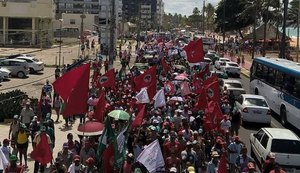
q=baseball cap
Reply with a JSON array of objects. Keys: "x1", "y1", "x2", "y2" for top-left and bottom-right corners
[
  {"x1": 13, "y1": 115, "x2": 18, "y2": 119},
  {"x1": 85, "y1": 157, "x2": 94, "y2": 165},
  {"x1": 187, "y1": 166, "x2": 195, "y2": 173},
  {"x1": 170, "y1": 167, "x2": 177, "y2": 173},
  {"x1": 269, "y1": 152, "x2": 276, "y2": 159},
  {"x1": 73, "y1": 155, "x2": 80, "y2": 161},
  {"x1": 211, "y1": 151, "x2": 220, "y2": 157}
]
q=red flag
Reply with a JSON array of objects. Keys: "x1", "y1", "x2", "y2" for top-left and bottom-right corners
[
  {"x1": 53, "y1": 63, "x2": 90, "y2": 102},
  {"x1": 161, "y1": 59, "x2": 169, "y2": 75},
  {"x1": 192, "y1": 78, "x2": 203, "y2": 94},
  {"x1": 218, "y1": 154, "x2": 228, "y2": 173},
  {"x1": 147, "y1": 81, "x2": 157, "y2": 100},
  {"x1": 180, "y1": 81, "x2": 191, "y2": 96},
  {"x1": 203, "y1": 74, "x2": 218, "y2": 87},
  {"x1": 183, "y1": 38, "x2": 204, "y2": 63},
  {"x1": 103, "y1": 143, "x2": 114, "y2": 173},
  {"x1": 92, "y1": 70, "x2": 100, "y2": 85},
  {"x1": 93, "y1": 92, "x2": 107, "y2": 122},
  {"x1": 97, "y1": 68, "x2": 115, "y2": 89},
  {"x1": 205, "y1": 80, "x2": 220, "y2": 102},
  {"x1": 62, "y1": 64, "x2": 90, "y2": 118},
  {"x1": 131, "y1": 105, "x2": 146, "y2": 128},
  {"x1": 133, "y1": 66, "x2": 157, "y2": 91},
  {"x1": 193, "y1": 64, "x2": 209, "y2": 80},
  {"x1": 164, "y1": 81, "x2": 175, "y2": 96},
  {"x1": 194, "y1": 93, "x2": 207, "y2": 111},
  {"x1": 205, "y1": 101, "x2": 223, "y2": 130},
  {"x1": 31, "y1": 133, "x2": 52, "y2": 164}
]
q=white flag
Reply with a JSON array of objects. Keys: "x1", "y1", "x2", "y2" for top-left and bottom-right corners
[
  {"x1": 135, "y1": 87, "x2": 150, "y2": 103},
  {"x1": 153, "y1": 89, "x2": 166, "y2": 108},
  {"x1": 137, "y1": 140, "x2": 165, "y2": 173}
]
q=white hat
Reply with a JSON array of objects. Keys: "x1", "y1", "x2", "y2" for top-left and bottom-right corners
[
  {"x1": 13, "y1": 115, "x2": 18, "y2": 119},
  {"x1": 170, "y1": 167, "x2": 177, "y2": 173},
  {"x1": 269, "y1": 152, "x2": 276, "y2": 159}
]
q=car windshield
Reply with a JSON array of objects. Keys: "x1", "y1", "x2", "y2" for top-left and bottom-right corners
[
  {"x1": 244, "y1": 98, "x2": 268, "y2": 107},
  {"x1": 220, "y1": 59, "x2": 230, "y2": 62},
  {"x1": 271, "y1": 139, "x2": 300, "y2": 154},
  {"x1": 32, "y1": 58, "x2": 39, "y2": 62},
  {"x1": 134, "y1": 65, "x2": 148, "y2": 71},
  {"x1": 228, "y1": 63, "x2": 239, "y2": 67},
  {"x1": 226, "y1": 82, "x2": 242, "y2": 88}
]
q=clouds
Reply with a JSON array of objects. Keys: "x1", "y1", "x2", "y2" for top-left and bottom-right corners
[{"x1": 163, "y1": 0, "x2": 219, "y2": 16}]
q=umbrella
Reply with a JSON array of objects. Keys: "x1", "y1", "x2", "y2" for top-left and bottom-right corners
[
  {"x1": 77, "y1": 121, "x2": 104, "y2": 136},
  {"x1": 108, "y1": 110, "x2": 130, "y2": 120},
  {"x1": 175, "y1": 74, "x2": 189, "y2": 81},
  {"x1": 169, "y1": 96, "x2": 185, "y2": 102}
]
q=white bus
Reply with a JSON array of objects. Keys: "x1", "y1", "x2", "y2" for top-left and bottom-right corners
[{"x1": 250, "y1": 57, "x2": 300, "y2": 128}]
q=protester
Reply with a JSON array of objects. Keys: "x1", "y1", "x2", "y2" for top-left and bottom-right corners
[
  {"x1": 1, "y1": 139, "x2": 11, "y2": 162},
  {"x1": 16, "y1": 124, "x2": 29, "y2": 168},
  {"x1": 5, "y1": 155, "x2": 23, "y2": 173},
  {"x1": 9, "y1": 115, "x2": 19, "y2": 141},
  {"x1": 262, "y1": 152, "x2": 276, "y2": 173},
  {"x1": 67, "y1": 155, "x2": 85, "y2": 173},
  {"x1": 206, "y1": 151, "x2": 220, "y2": 173},
  {"x1": 19, "y1": 102, "x2": 35, "y2": 128}
]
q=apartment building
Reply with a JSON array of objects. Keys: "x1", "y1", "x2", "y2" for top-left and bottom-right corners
[
  {"x1": 55, "y1": 0, "x2": 99, "y2": 14},
  {"x1": 0, "y1": 0, "x2": 55, "y2": 46}
]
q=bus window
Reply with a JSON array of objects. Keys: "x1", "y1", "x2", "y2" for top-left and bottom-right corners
[
  {"x1": 295, "y1": 77, "x2": 300, "y2": 99},
  {"x1": 284, "y1": 76, "x2": 295, "y2": 94},
  {"x1": 262, "y1": 65, "x2": 269, "y2": 81},
  {"x1": 251, "y1": 62, "x2": 257, "y2": 78},
  {"x1": 275, "y1": 71, "x2": 284, "y2": 89},
  {"x1": 256, "y1": 63, "x2": 263, "y2": 79},
  {"x1": 267, "y1": 67, "x2": 275, "y2": 85}
]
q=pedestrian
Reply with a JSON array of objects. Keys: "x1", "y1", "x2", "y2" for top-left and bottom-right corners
[
  {"x1": 9, "y1": 115, "x2": 19, "y2": 142},
  {"x1": 230, "y1": 108, "x2": 241, "y2": 136},
  {"x1": 67, "y1": 155, "x2": 85, "y2": 173},
  {"x1": 61, "y1": 64, "x2": 67, "y2": 75},
  {"x1": 220, "y1": 115, "x2": 231, "y2": 133},
  {"x1": 228, "y1": 136, "x2": 244, "y2": 173},
  {"x1": 269, "y1": 162, "x2": 286, "y2": 173},
  {"x1": 29, "y1": 116, "x2": 40, "y2": 148},
  {"x1": 43, "y1": 80, "x2": 53, "y2": 99},
  {"x1": 57, "y1": 143, "x2": 73, "y2": 169},
  {"x1": 262, "y1": 152, "x2": 276, "y2": 173},
  {"x1": 1, "y1": 139, "x2": 11, "y2": 162},
  {"x1": 181, "y1": 141, "x2": 197, "y2": 169},
  {"x1": 235, "y1": 147, "x2": 254, "y2": 172},
  {"x1": 54, "y1": 95, "x2": 61, "y2": 122},
  {"x1": 16, "y1": 124, "x2": 29, "y2": 168},
  {"x1": 79, "y1": 140, "x2": 95, "y2": 166},
  {"x1": 123, "y1": 153, "x2": 134, "y2": 173},
  {"x1": 33, "y1": 126, "x2": 52, "y2": 173},
  {"x1": 19, "y1": 102, "x2": 35, "y2": 128},
  {"x1": 83, "y1": 157, "x2": 97, "y2": 173},
  {"x1": 55, "y1": 66, "x2": 61, "y2": 79},
  {"x1": 5, "y1": 155, "x2": 23, "y2": 173},
  {"x1": 206, "y1": 151, "x2": 220, "y2": 173},
  {"x1": 49, "y1": 157, "x2": 68, "y2": 173}
]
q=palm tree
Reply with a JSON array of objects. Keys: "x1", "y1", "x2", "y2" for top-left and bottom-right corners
[{"x1": 205, "y1": 3, "x2": 215, "y2": 31}]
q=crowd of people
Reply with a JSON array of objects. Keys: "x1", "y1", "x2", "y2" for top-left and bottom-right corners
[{"x1": 0, "y1": 37, "x2": 287, "y2": 173}]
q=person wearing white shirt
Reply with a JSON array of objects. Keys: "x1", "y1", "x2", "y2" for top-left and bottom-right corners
[
  {"x1": 228, "y1": 136, "x2": 244, "y2": 173},
  {"x1": 220, "y1": 115, "x2": 231, "y2": 132},
  {"x1": 0, "y1": 139, "x2": 11, "y2": 162}
]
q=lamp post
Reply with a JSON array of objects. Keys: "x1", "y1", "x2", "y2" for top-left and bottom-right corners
[{"x1": 58, "y1": 19, "x2": 63, "y2": 67}]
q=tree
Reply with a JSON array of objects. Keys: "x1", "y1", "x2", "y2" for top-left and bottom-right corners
[
  {"x1": 188, "y1": 7, "x2": 202, "y2": 29},
  {"x1": 215, "y1": 0, "x2": 254, "y2": 38},
  {"x1": 205, "y1": 3, "x2": 215, "y2": 31},
  {"x1": 288, "y1": 0, "x2": 299, "y2": 28}
]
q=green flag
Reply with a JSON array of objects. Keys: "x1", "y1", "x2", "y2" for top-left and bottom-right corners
[
  {"x1": 97, "y1": 118, "x2": 115, "y2": 155},
  {"x1": 113, "y1": 126, "x2": 127, "y2": 168}
]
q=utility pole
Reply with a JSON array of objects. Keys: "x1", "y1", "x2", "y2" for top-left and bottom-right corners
[
  {"x1": 109, "y1": 0, "x2": 115, "y2": 69},
  {"x1": 222, "y1": 0, "x2": 226, "y2": 51},
  {"x1": 252, "y1": 1, "x2": 257, "y2": 59},
  {"x1": 279, "y1": 0, "x2": 288, "y2": 59},
  {"x1": 297, "y1": 0, "x2": 300, "y2": 61},
  {"x1": 80, "y1": 13, "x2": 86, "y2": 57},
  {"x1": 58, "y1": 19, "x2": 63, "y2": 67},
  {"x1": 202, "y1": 0, "x2": 205, "y2": 34},
  {"x1": 137, "y1": 3, "x2": 141, "y2": 49}
]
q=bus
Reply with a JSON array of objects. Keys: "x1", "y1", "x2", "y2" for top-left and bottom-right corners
[{"x1": 250, "y1": 57, "x2": 300, "y2": 128}]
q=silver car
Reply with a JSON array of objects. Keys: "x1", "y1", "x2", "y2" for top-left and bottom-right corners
[{"x1": 0, "y1": 59, "x2": 29, "y2": 78}]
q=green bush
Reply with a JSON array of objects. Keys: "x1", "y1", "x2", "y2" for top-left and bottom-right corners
[{"x1": 0, "y1": 90, "x2": 38, "y2": 122}]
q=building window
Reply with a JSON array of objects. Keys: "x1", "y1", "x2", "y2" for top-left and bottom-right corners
[{"x1": 70, "y1": 19, "x2": 76, "y2": 25}]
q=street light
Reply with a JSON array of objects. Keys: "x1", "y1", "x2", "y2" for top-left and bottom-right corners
[{"x1": 58, "y1": 18, "x2": 63, "y2": 67}]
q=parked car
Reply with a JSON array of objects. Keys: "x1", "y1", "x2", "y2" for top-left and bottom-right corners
[
  {"x1": 0, "y1": 59, "x2": 29, "y2": 78},
  {"x1": 221, "y1": 61, "x2": 241, "y2": 77},
  {"x1": 15, "y1": 56, "x2": 44, "y2": 73},
  {"x1": 210, "y1": 70, "x2": 228, "y2": 79},
  {"x1": 215, "y1": 57, "x2": 230, "y2": 69},
  {"x1": 130, "y1": 63, "x2": 149, "y2": 74},
  {"x1": 221, "y1": 79, "x2": 246, "y2": 99},
  {"x1": 235, "y1": 94, "x2": 271, "y2": 125},
  {"x1": 250, "y1": 128, "x2": 300, "y2": 172},
  {"x1": 0, "y1": 68, "x2": 11, "y2": 81}
]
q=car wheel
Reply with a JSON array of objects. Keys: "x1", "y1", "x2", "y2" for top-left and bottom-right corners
[
  {"x1": 17, "y1": 71, "x2": 25, "y2": 78},
  {"x1": 280, "y1": 106, "x2": 287, "y2": 126}
]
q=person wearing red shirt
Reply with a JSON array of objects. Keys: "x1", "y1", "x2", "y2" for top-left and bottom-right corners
[
  {"x1": 5, "y1": 155, "x2": 24, "y2": 173},
  {"x1": 163, "y1": 131, "x2": 181, "y2": 158},
  {"x1": 165, "y1": 151, "x2": 181, "y2": 173}
]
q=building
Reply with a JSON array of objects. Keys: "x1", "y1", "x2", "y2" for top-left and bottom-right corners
[
  {"x1": 122, "y1": 0, "x2": 164, "y2": 30},
  {"x1": 0, "y1": 0, "x2": 55, "y2": 46},
  {"x1": 98, "y1": 0, "x2": 122, "y2": 54},
  {"x1": 55, "y1": 0, "x2": 99, "y2": 15}
]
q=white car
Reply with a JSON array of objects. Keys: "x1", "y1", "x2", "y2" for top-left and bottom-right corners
[
  {"x1": 203, "y1": 58, "x2": 213, "y2": 71},
  {"x1": 15, "y1": 56, "x2": 44, "y2": 73},
  {"x1": 215, "y1": 58, "x2": 230, "y2": 69},
  {"x1": 0, "y1": 68, "x2": 11, "y2": 81},
  {"x1": 250, "y1": 128, "x2": 300, "y2": 172},
  {"x1": 221, "y1": 79, "x2": 246, "y2": 99},
  {"x1": 236, "y1": 94, "x2": 271, "y2": 125},
  {"x1": 0, "y1": 59, "x2": 29, "y2": 78},
  {"x1": 207, "y1": 50, "x2": 217, "y2": 55},
  {"x1": 221, "y1": 61, "x2": 241, "y2": 77}
]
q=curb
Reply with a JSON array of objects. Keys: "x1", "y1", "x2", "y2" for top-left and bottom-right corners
[{"x1": 240, "y1": 68, "x2": 250, "y2": 78}]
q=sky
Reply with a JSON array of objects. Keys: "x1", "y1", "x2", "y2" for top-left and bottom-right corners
[{"x1": 163, "y1": 0, "x2": 220, "y2": 16}]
